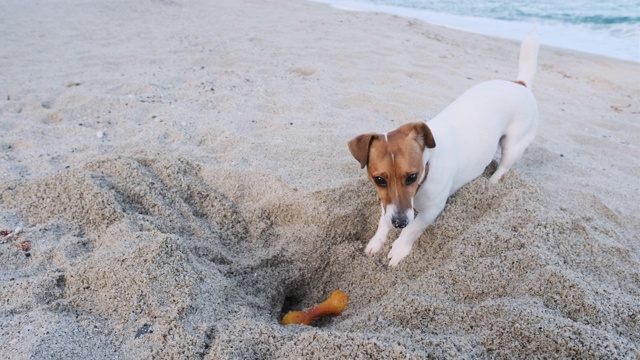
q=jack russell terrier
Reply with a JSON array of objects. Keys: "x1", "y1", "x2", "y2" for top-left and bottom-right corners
[{"x1": 348, "y1": 29, "x2": 540, "y2": 267}]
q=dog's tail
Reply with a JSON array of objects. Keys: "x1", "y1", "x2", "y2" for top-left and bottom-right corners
[{"x1": 516, "y1": 28, "x2": 540, "y2": 89}]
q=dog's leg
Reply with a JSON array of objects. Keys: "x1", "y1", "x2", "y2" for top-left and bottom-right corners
[
  {"x1": 488, "y1": 164, "x2": 511, "y2": 185},
  {"x1": 488, "y1": 130, "x2": 536, "y2": 185},
  {"x1": 387, "y1": 196, "x2": 446, "y2": 267},
  {"x1": 365, "y1": 208, "x2": 392, "y2": 255}
]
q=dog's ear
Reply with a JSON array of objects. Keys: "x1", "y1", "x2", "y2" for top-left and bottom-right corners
[
  {"x1": 348, "y1": 133, "x2": 377, "y2": 169},
  {"x1": 412, "y1": 122, "x2": 436, "y2": 149}
]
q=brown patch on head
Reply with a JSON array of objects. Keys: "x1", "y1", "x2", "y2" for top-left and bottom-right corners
[{"x1": 349, "y1": 122, "x2": 435, "y2": 216}]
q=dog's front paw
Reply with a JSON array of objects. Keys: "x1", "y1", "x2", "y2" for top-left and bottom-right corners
[
  {"x1": 365, "y1": 235, "x2": 386, "y2": 256},
  {"x1": 387, "y1": 240, "x2": 412, "y2": 267}
]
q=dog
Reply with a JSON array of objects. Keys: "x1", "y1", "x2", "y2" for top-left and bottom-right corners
[{"x1": 348, "y1": 29, "x2": 540, "y2": 267}]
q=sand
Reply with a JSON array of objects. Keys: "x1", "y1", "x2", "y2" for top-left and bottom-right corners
[{"x1": 1, "y1": 0, "x2": 639, "y2": 358}]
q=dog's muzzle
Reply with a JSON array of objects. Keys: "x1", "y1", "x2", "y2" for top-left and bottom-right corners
[{"x1": 391, "y1": 215, "x2": 409, "y2": 229}]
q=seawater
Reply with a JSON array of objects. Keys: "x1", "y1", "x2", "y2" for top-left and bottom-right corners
[{"x1": 312, "y1": 0, "x2": 640, "y2": 62}]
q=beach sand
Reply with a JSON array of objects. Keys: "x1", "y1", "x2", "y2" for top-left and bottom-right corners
[{"x1": 1, "y1": 0, "x2": 639, "y2": 358}]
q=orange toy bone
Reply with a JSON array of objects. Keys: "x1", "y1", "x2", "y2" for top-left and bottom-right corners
[{"x1": 281, "y1": 289, "x2": 349, "y2": 326}]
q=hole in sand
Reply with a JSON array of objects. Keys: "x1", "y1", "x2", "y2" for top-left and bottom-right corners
[
  {"x1": 279, "y1": 294, "x2": 302, "y2": 321},
  {"x1": 3, "y1": 149, "x2": 636, "y2": 357}
]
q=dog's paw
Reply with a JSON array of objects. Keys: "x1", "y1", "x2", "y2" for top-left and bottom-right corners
[
  {"x1": 483, "y1": 178, "x2": 490, "y2": 190},
  {"x1": 387, "y1": 240, "x2": 412, "y2": 267},
  {"x1": 365, "y1": 236, "x2": 385, "y2": 255}
]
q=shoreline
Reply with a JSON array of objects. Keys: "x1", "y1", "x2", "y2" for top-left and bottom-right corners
[{"x1": 311, "y1": 0, "x2": 640, "y2": 62}]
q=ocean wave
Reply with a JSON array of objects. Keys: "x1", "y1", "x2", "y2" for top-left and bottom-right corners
[{"x1": 312, "y1": 0, "x2": 640, "y2": 62}]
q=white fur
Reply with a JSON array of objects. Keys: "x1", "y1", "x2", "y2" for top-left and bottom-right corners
[{"x1": 368, "y1": 29, "x2": 540, "y2": 267}]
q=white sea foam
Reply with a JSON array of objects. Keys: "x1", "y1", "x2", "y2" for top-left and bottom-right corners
[{"x1": 312, "y1": 0, "x2": 640, "y2": 62}]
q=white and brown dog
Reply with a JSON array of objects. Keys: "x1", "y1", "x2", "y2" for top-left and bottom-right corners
[{"x1": 348, "y1": 30, "x2": 540, "y2": 267}]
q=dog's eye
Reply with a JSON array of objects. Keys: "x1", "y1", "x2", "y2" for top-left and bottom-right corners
[
  {"x1": 406, "y1": 173, "x2": 418, "y2": 185},
  {"x1": 373, "y1": 176, "x2": 387, "y2": 187}
]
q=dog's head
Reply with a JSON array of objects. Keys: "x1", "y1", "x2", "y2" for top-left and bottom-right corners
[{"x1": 348, "y1": 122, "x2": 436, "y2": 228}]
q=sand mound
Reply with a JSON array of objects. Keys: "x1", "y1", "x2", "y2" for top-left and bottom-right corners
[{"x1": 1, "y1": 154, "x2": 637, "y2": 358}]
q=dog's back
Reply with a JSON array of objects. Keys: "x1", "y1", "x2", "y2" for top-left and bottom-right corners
[
  {"x1": 427, "y1": 79, "x2": 538, "y2": 194},
  {"x1": 425, "y1": 29, "x2": 540, "y2": 193}
]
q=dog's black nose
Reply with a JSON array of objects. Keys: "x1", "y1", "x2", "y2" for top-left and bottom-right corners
[{"x1": 392, "y1": 216, "x2": 408, "y2": 229}]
